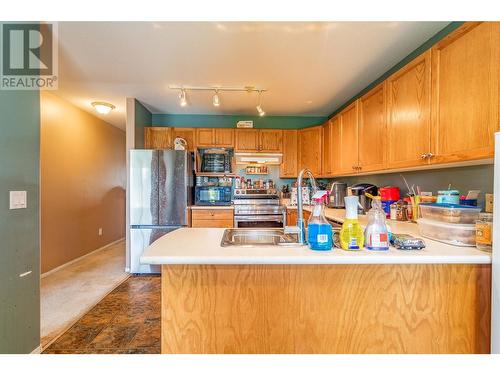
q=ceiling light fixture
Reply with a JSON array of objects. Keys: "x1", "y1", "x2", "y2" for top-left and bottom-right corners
[
  {"x1": 256, "y1": 91, "x2": 265, "y2": 117},
  {"x1": 91, "y1": 101, "x2": 115, "y2": 115},
  {"x1": 179, "y1": 89, "x2": 188, "y2": 107},
  {"x1": 212, "y1": 89, "x2": 220, "y2": 107}
]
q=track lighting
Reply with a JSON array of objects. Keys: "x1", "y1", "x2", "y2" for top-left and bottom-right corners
[
  {"x1": 212, "y1": 90, "x2": 220, "y2": 107},
  {"x1": 179, "y1": 89, "x2": 187, "y2": 107},
  {"x1": 170, "y1": 85, "x2": 268, "y2": 113},
  {"x1": 256, "y1": 91, "x2": 265, "y2": 116}
]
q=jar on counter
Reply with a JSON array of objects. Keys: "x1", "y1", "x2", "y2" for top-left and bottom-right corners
[
  {"x1": 390, "y1": 202, "x2": 398, "y2": 220},
  {"x1": 475, "y1": 213, "x2": 493, "y2": 252}
]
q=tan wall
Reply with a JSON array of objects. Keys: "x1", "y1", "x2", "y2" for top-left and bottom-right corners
[{"x1": 40, "y1": 92, "x2": 126, "y2": 274}]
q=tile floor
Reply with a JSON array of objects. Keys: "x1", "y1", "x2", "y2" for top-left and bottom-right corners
[
  {"x1": 41, "y1": 240, "x2": 128, "y2": 349},
  {"x1": 42, "y1": 276, "x2": 161, "y2": 354}
]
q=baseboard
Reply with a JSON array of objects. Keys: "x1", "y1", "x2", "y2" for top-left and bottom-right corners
[
  {"x1": 41, "y1": 238, "x2": 125, "y2": 278},
  {"x1": 31, "y1": 345, "x2": 41, "y2": 354}
]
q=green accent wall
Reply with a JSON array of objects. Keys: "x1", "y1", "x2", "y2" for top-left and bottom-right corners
[
  {"x1": 0, "y1": 89, "x2": 40, "y2": 353},
  {"x1": 134, "y1": 100, "x2": 152, "y2": 148},
  {"x1": 151, "y1": 114, "x2": 327, "y2": 129},
  {"x1": 328, "y1": 22, "x2": 465, "y2": 118}
]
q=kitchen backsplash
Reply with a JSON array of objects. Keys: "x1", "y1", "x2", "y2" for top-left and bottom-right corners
[{"x1": 236, "y1": 164, "x2": 494, "y2": 208}]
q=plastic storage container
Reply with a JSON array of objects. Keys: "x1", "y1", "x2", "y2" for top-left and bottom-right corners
[
  {"x1": 419, "y1": 203, "x2": 481, "y2": 224},
  {"x1": 417, "y1": 218, "x2": 476, "y2": 246}
]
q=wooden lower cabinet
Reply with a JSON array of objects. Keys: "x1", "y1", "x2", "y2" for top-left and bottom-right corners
[
  {"x1": 286, "y1": 208, "x2": 310, "y2": 226},
  {"x1": 161, "y1": 263, "x2": 491, "y2": 353},
  {"x1": 191, "y1": 209, "x2": 234, "y2": 228}
]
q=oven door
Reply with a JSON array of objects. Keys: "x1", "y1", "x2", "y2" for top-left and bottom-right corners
[{"x1": 234, "y1": 214, "x2": 285, "y2": 228}]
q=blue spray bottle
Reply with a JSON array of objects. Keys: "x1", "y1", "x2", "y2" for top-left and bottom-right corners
[{"x1": 307, "y1": 191, "x2": 333, "y2": 251}]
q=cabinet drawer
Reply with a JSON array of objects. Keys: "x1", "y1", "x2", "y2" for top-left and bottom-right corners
[
  {"x1": 191, "y1": 219, "x2": 234, "y2": 228},
  {"x1": 191, "y1": 209, "x2": 234, "y2": 221}
]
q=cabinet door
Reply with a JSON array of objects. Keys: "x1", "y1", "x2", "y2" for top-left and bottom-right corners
[
  {"x1": 144, "y1": 127, "x2": 172, "y2": 149},
  {"x1": 330, "y1": 116, "x2": 341, "y2": 175},
  {"x1": 358, "y1": 83, "x2": 387, "y2": 172},
  {"x1": 298, "y1": 126, "x2": 322, "y2": 176},
  {"x1": 259, "y1": 129, "x2": 283, "y2": 152},
  {"x1": 286, "y1": 208, "x2": 298, "y2": 226},
  {"x1": 430, "y1": 22, "x2": 500, "y2": 164},
  {"x1": 235, "y1": 129, "x2": 260, "y2": 152},
  {"x1": 321, "y1": 120, "x2": 333, "y2": 177},
  {"x1": 280, "y1": 130, "x2": 298, "y2": 177},
  {"x1": 172, "y1": 128, "x2": 196, "y2": 151},
  {"x1": 214, "y1": 128, "x2": 235, "y2": 147},
  {"x1": 337, "y1": 102, "x2": 359, "y2": 175},
  {"x1": 387, "y1": 51, "x2": 431, "y2": 169},
  {"x1": 196, "y1": 128, "x2": 215, "y2": 147}
]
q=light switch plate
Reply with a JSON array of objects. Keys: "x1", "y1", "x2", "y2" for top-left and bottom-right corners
[{"x1": 9, "y1": 191, "x2": 27, "y2": 209}]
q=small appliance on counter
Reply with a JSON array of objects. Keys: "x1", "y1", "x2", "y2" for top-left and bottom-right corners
[
  {"x1": 327, "y1": 182, "x2": 347, "y2": 208},
  {"x1": 349, "y1": 183, "x2": 378, "y2": 214}
]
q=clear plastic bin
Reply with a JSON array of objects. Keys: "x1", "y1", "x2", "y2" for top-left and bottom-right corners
[
  {"x1": 419, "y1": 203, "x2": 481, "y2": 224},
  {"x1": 417, "y1": 218, "x2": 476, "y2": 247}
]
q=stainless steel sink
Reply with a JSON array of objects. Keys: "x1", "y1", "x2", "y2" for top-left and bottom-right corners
[{"x1": 220, "y1": 228, "x2": 301, "y2": 247}]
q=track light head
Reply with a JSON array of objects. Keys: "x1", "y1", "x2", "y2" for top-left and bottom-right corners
[
  {"x1": 179, "y1": 89, "x2": 187, "y2": 107},
  {"x1": 212, "y1": 90, "x2": 220, "y2": 107},
  {"x1": 256, "y1": 91, "x2": 265, "y2": 116}
]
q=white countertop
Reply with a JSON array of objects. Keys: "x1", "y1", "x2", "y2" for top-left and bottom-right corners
[{"x1": 141, "y1": 213, "x2": 492, "y2": 265}]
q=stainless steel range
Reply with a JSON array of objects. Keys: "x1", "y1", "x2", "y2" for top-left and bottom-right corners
[{"x1": 233, "y1": 188, "x2": 286, "y2": 228}]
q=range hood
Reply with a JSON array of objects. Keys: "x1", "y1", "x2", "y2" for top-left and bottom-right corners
[{"x1": 234, "y1": 152, "x2": 283, "y2": 165}]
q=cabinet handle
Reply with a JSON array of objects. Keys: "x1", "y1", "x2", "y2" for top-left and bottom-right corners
[
  {"x1": 427, "y1": 152, "x2": 435, "y2": 158},
  {"x1": 421, "y1": 153, "x2": 428, "y2": 159}
]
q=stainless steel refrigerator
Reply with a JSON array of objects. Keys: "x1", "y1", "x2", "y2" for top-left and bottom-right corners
[{"x1": 129, "y1": 149, "x2": 193, "y2": 274}]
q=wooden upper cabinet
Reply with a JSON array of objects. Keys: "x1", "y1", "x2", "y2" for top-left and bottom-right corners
[
  {"x1": 337, "y1": 102, "x2": 359, "y2": 175},
  {"x1": 196, "y1": 128, "x2": 215, "y2": 147},
  {"x1": 235, "y1": 129, "x2": 260, "y2": 152},
  {"x1": 144, "y1": 127, "x2": 172, "y2": 149},
  {"x1": 386, "y1": 50, "x2": 432, "y2": 169},
  {"x1": 259, "y1": 129, "x2": 283, "y2": 152},
  {"x1": 280, "y1": 130, "x2": 298, "y2": 177},
  {"x1": 321, "y1": 120, "x2": 333, "y2": 177},
  {"x1": 329, "y1": 116, "x2": 341, "y2": 175},
  {"x1": 430, "y1": 22, "x2": 499, "y2": 164},
  {"x1": 214, "y1": 128, "x2": 235, "y2": 147},
  {"x1": 172, "y1": 128, "x2": 196, "y2": 151},
  {"x1": 358, "y1": 83, "x2": 387, "y2": 172},
  {"x1": 298, "y1": 126, "x2": 322, "y2": 176}
]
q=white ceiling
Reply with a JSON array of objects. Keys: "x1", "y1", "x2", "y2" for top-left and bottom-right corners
[{"x1": 55, "y1": 21, "x2": 449, "y2": 129}]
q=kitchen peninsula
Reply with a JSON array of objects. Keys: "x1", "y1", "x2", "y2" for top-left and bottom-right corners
[{"x1": 141, "y1": 209, "x2": 492, "y2": 354}]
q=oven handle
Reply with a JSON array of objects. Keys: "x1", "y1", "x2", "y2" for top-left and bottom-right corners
[{"x1": 234, "y1": 215, "x2": 285, "y2": 221}]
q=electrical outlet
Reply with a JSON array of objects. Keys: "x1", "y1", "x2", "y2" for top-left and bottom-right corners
[{"x1": 98, "y1": 228, "x2": 103, "y2": 236}]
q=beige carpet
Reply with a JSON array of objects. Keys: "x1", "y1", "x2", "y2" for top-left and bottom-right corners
[{"x1": 40, "y1": 240, "x2": 129, "y2": 349}]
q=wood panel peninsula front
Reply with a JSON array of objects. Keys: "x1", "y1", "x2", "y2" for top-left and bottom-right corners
[{"x1": 141, "y1": 213, "x2": 492, "y2": 354}]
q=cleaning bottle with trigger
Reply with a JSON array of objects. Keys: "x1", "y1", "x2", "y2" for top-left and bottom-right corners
[
  {"x1": 364, "y1": 194, "x2": 389, "y2": 251},
  {"x1": 340, "y1": 195, "x2": 364, "y2": 250},
  {"x1": 307, "y1": 191, "x2": 333, "y2": 251}
]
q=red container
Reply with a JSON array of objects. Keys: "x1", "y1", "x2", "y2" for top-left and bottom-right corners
[{"x1": 380, "y1": 186, "x2": 400, "y2": 201}]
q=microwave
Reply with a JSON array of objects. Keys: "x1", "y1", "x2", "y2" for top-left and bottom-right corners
[
  {"x1": 198, "y1": 148, "x2": 233, "y2": 174},
  {"x1": 195, "y1": 186, "x2": 232, "y2": 206}
]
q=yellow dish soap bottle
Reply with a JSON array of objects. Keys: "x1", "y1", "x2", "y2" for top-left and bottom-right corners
[{"x1": 340, "y1": 195, "x2": 364, "y2": 250}]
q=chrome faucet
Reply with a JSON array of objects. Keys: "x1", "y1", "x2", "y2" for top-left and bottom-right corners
[{"x1": 296, "y1": 168, "x2": 317, "y2": 244}]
